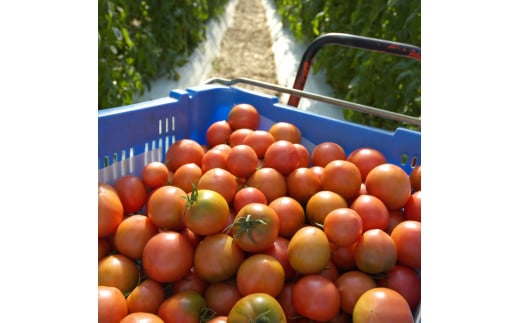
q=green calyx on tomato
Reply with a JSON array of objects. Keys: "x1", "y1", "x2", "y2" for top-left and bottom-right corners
[
  {"x1": 182, "y1": 181, "x2": 200, "y2": 211},
  {"x1": 199, "y1": 307, "x2": 218, "y2": 322},
  {"x1": 224, "y1": 213, "x2": 267, "y2": 245}
]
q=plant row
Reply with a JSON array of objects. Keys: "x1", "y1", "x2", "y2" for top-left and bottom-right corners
[{"x1": 98, "y1": 0, "x2": 230, "y2": 109}]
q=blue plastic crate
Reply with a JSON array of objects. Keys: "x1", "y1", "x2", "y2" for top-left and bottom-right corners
[
  {"x1": 98, "y1": 83, "x2": 421, "y2": 322},
  {"x1": 99, "y1": 84, "x2": 420, "y2": 185}
]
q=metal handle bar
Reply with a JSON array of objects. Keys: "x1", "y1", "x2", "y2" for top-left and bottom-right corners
[
  {"x1": 204, "y1": 77, "x2": 421, "y2": 127},
  {"x1": 288, "y1": 32, "x2": 421, "y2": 108}
]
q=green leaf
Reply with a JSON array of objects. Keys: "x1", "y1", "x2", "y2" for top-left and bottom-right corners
[
  {"x1": 111, "y1": 26, "x2": 122, "y2": 41},
  {"x1": 396, "y1": 70, "x2": 412, "y2": 83},
  {"x1": 121, "y1": 27, "x2": 134, "y2": 48}
]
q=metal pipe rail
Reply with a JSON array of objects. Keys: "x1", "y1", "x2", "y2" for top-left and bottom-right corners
[{"x1": 204, "y1": 77, "x2": 421, "y2": 128}]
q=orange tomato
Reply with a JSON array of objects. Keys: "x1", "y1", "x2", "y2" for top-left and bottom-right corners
[
  {"x1": 353, "y1": 287, "x2": 414, "y2": 323},
  {"x1": 227, "y1": 103, "x2": 260, "y2": 131},
  {"x1": 98, "y1": 183, "x2": 124, "y2": 238},
  {"x1": 311, "y1": 142, "x2": 346, "y2": 167},
  {"x1": 98, "y1": 285, "x2": 128, "y2": 323},
  {"x1": 164, "y1": 139, "x2": 205, "y2": 173}
]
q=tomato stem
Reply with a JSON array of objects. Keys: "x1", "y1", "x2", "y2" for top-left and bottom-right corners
[
  {"x1": 223, "y1": 213, "x2": 267, "y2": 245},
  {"x1": 199, "y1": 306, "x2": 217, "y2": 323},
  {"x1": 182, "y1": 180, "x2": 199, "y2": 214}
]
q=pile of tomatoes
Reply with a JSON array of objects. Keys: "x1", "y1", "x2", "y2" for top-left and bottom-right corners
[{"x1": 98, "y1": 103, "x2": 422, "y2": 323}]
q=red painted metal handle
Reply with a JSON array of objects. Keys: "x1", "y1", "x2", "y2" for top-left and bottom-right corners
[{"x1": 287, "y1": 33, "x2": 421, "y2": 108}]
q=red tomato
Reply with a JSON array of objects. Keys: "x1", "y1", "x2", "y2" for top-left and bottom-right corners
[
  {"x1": 311, "y1": 141, "x2": 346, "y2": 167},
  {"x1": 171, "y1": 163, "x2": 202, "y2": 194},
  {"x1": 126, "y1": 278, "x2": 166, "y2": 314},
  {"x1": 330, "y1": 242, "x2": 357, "y2": 272},
  {"x1": 114, "y1": 175, "x2": 148, "y2": 214},
  {"x1": 179, "y1": 227, "x2": 202, "y2": 249},
  {"x1": 98, "y1": 237, "x2": 111, "y2": 261},
  {"x1": 232, "y1": 186, "x2": 267, "y2": 214},
  {"x1": 365, "y1": 163, "x2": 411, "y2": 210},
  {"x1": 346, "y1": 147, "x2": 387, "y2": 181},
  {"x1": 229, "y1": 128, "x2": 254, "y2": 147},
  {"x1": 201, "y1": 146, "x2": 231, "y2": 174},
  {"x1": 291, "y1": 274, "x2": 341, "y2": 322},
  {"x1": 276, "y1": 283, "x2": 299, "y2": 323},
  {"x1": 211, "y1": 143, "x2": 232, "y2": 154},
  {"x1": 171, "y1": 266, "x2": 209, "y2": 295},
  {"x1": 227, "y1": 203, "x2": 280, "y2": 253},
  {"x1": 263, "y1": 236, "x2": 297, "y2": 281},
  {"x1": 193, "y1": 233, "x2": 245, "y2": 283},
  {"x1": 335, "y1": 270, "x2": 377, "y2": 315},
  {"x1": 183, "y1": 189, "x2": 230, "y2": 236},
  {"x1": 141, "y1": 231, "x2": 194, "y2": 283},
  {"x1": 305, "y1": 190, "x2": 348, "y2": 226},
  {"x1": 98, "y1": 285, "x2": 128, "y2": 323},
  {"x1": 294, "y1": 143, "x2": 311, "y2": 168},
  {"x1": 288, "y1": 226, "x2": 331, "y2": 275},
  {"x1": 352, "y1": 287, "x2": 414, "y2": 323},
  {"x1": 409, "y1": 164, "x2": 421, "y2": 192},
  {"x1": 386, "y1": 209, "x2": 406, "y2": 235},
  {"x1": 403, "y1": 190, "x2": 421, "y2": 222},
  {"x1": 226, "y1": 144, "x2": 259, "y2": 178},
  {"x1": 285, "y1": 167, "x2": 321, "y2": 205},
  {"x1": 268, "y1": 121, "x2": 302, "y2": 143},
  {"x1": 157, "y1": 290, "x2": 208, "y2": 323},
  {"x1": 120, "y1": 312, "x2": 164, "y2": 323},
  {"x1": 243, "y1": 129, "x2": 275, "y2": 158},
  {"x1": 320, "y1": 160, "x2": 362, "y2": 202},
  {"x1": 263, "y1": 140, "x2": 300, "y2": 175},
  {"x1": 98, "y1": 183, "x2": 124, "y2": 238},
  {"x1": 227, "y1": 293, "x2": 287, "y2": 323},
  {"x1": 377, "y1": 264, "x2": 421, "y2": 312},
  {"x1": 328, "y1": 311, "x2": 353, "y2": 323},
  {"x1": 141, "y1": 161, "x2": 169, "y2": 189},
  {"x1": 390, "y1": 220, "x2": 421, "y2": 269},
  {"x1": 354, "y1": 229, "x2": 397, "y2": 274},
  {"x1": 146, "y1": 185, "x2": 186, "y2": 230},
  {"x1": 310, "y1": 165, "x2": 324, "y2": 181},
  {"x1": 236, "y1": 253, "x2": 285, "y2": 297},
  {"x1": 247, "y1": 167, "x2": 287, "y2": 203},
  {"x1": 268, "y1": 196, "x2": 305, "y2": 239},
  {"x1": 227, "y1": 103, "x2": 260, "y2": 131},
  {"x1": 113, "y1": 214, "x2": 159, "y2": 260},
  {"x1": 319, "y1": 260, "x2": 340, "y2": 282},
  {"x1": 98, "y1": 254, "x2": 140, "y2": 294},
  {"x1": 164, "y1": 139, "x2": 205, "y2": 173},
  {"x1": 323, "y1": 207, "x2": 363, "y2": 246},
  {"x1": 350, "y1": 194, "x2": 390, "y2": 232},
  {"x1": 206, "y1": 120, "x2": 232, "y2": 147},
  {"x1": 204, "y1": 280, "x2": 243, "y2": 316},
  {"x1": 197, "y1": 167, "x2": 238, "y2": 205}
]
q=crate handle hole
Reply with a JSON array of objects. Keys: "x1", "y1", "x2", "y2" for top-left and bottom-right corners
[
  {"x1": 410, "y1": 156, "x2": 418, "y2": 167},
  {"x1": 400, "y1": 153, "x2": 408, "y2": 166}
]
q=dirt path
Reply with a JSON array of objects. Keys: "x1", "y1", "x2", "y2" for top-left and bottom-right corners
[{"x1": 207, "y1": 0, "x2": 280, "y2": 97}]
